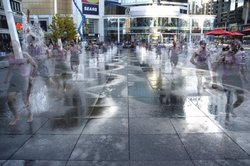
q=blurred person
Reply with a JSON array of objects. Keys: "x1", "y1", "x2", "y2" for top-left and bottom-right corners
[
  {"x1": 156, "y1": 43, "x2": 162, "y2": 59},
  {"x1": 168, "y1": 41, "x2": 181, "y2": 73},
  {"x1": 69, "y1": 41, "x2": 80, "y2": 73},
  {"x1": 236, "y1": 47, "x2": 248, "y2": 83},
  {"x1": 27, "y1": 36, "x2": 50, "y2": 100},
  {"x1": 4, "y1": 41, "x2": 38, "y2": 125},
  {"x1": 212, "y1": 42, "x2": 247, "y2": 124},
  {"x1": 190, "y1": 40, "x2": 211, "y2": 94},
  {"x1": 52, "y1": 41, "x2": 70, "y2": 92}
]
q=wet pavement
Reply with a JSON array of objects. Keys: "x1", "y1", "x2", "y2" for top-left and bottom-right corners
[{"x1": 1, "y1": 47, "x2": 250, "y2": 165}]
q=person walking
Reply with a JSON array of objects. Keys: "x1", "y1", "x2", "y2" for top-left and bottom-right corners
[
  {"x1": 190, "y1": 40, "x2": 211, "y2": 94},
  {"x1": 168, "y1": 41, "x2": 180, "y2": 73},
  {"x1": 69, "y1": 41, "x2": 80, "y2": 73},
  {"x1": 212, "y1": 41, "x2": 247, "y2": 124}
]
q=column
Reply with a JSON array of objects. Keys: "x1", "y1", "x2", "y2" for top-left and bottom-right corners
[
  {"x1": 189, "y1": 16, "x2": 192, "y2": 44},
  {"x1": 118, "y1": 18, "x2": 120, "y2": 43},
  {"x1": 3, "y1": 0, "x2": 23, "y2": 59},
  {"x1": 98, "y1": 0, "x2": 104, "y2": 42},
  {"x1": 54, "y1": 0, "x2": 57, "y2": 15},
  {"x1": 200, "y1": 18, "x2": 204, "y2": 40}
]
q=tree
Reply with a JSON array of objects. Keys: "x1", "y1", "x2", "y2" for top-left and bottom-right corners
[{"x1": 49, "y1": 14, "x2": 77, "y2": 43}]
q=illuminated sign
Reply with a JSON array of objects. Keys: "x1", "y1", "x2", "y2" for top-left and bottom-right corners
[
  {"x1": 82, "y1": 0, "x2": 99, "y2": 4},
  {"x1": 82, "y1": 0, "x2": 99, "y2": 15}
]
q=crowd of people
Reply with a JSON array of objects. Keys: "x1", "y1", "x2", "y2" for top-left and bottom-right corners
[
  {"x1": 4, "y1": 38, "x2": 82, "y2": 125},
  {"x1": 3, "y1": 36, "x2": 250, "y2": 125},
  {"x1": 136, "y1": 38, "x2": 249, "y2": 124}
]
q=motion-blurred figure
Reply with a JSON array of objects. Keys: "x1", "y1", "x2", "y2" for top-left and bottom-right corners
[
  {"x1": 4, "y1": 41, "x2": 37, "y2": 125},
  {"x1": 190, "y1": 40, "x2": 211, "y2": 94}
]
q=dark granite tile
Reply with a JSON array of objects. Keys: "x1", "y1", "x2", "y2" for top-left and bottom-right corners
[
  {"x1": 227, "y1": 132, "x2": 250, "y2": 155},
  {"x1": 94, "y1": 97, "x2": 128, "y2": 107},
  {"x1": 128, "y1": 82, "x2": 156, "y2": 98},
  {"x1": 0, "y1": 160, "x2": 5, "y2": 165},
  {"x1": 193, "y1": 159, "x2": 250, "y2": 166},
  {"x1": 127, "y1": 75, "x2": 148, "y2": 82},
  {"x1": 161, "y1": 104, "x2": 206, "y2": 117},
  {"x1": 0, "y1": 135, "x2": 31, "y2": 159},
  {"x1": 82, "y1": 118, "x2": 128, "y2": 134},
  {"x1": 12, "y1": 135, "x2": 78, "y2": 160},
  {"x1": 100, "y1": 84, "x2": 128, "y2": 98},
  {"x1": 66, "y1": 161, "x2": 129, "y2": 166},
  {"x1": 0, "y1": 118, "x2": 47, "y2": 134},
  {"x1": 38, "y1": 107, "x2": 93, "y2": 118},
  {"x1": 130, "y1": 118, "x2": 176, "y2": 134},
  {"x1": 127, "y1": 70, "x2": 144, "y2": 75},
  {"x1": 187, "y1": 95, "x2": 227, "y2": 117},
  {"x1": 129, "y1": 106, "x2": 165, "y2": 118},
  {"x1": 180, "y1": 133, "x2": 249, "y2": 160},
  {"x1": 130, "y1": 161, "x2": 194, "y2": 166},
  {"x1": 171, "y1": 117, "x2": 222, "y2": 133},
  {"x1": 130, "y1": 134, "x2": 189, "y2": 161},
  {"x1": 90, "y1": 106, "x2": 128, "y2": 118},
  {"x1": 2, "y1": 160, "x2": 66, "y2": 166},
  {"x1": 69, "y1": 135, "x2": 128, "y2": 161},
  {"x1": 129, "y1": 97, "x2": 161, "y2": 108},
  {"x1": 37, "y1": 118, "x2": 87, "y2": 134},
  {"x1": 212, "y1": 116, "x2": 250, "y2": 133}
]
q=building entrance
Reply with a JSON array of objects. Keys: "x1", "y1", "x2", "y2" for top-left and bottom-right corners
[{"x1": 148, "y1": 32, "x2": 163, "y2": 44}]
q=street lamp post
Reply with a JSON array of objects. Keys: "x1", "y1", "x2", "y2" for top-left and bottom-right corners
[{"x1": 3, "y1": 0, "x2": 23, "y2": 59}]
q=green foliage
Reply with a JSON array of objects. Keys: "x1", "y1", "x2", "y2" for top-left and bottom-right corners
[{"x1": 49, "y1": 14, "x2": 77, "y2": 43}]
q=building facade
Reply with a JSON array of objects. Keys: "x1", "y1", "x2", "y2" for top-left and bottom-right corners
[
  {"x1": 22, "y1": 0, "x2": 105, "y2": 42},
  {"x1": 104, "y1": 0, "x2": 215, "y2": 43},
  {"x1": 20, "y1": 0, "x2": 216, "y2": 44},
  {"x1": 22, "y1": 0, "x2": 72, "y2": 32},
  {"x1": 213, "y1": 0, "x2": 250, "y2": 31}
]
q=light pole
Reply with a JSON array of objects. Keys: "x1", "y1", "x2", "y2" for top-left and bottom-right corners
[
  {"x1": 54, "y1": 0, "x2": 57, "y2": 15},
  {"x1": 3, "y1": 0, "x2": 23, "y2": 59},
  {"x1": 245, "y1": 1, "x2": 249, "y2": 25}
]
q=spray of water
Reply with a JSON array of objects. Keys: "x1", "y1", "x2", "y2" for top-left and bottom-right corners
[{"x1": 21, "y1": 14, "x2": 45, "y2": 53}]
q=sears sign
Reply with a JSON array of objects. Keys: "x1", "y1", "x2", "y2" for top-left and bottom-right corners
[{"x1": 82, "y1": 0, "x2": 99, "y2": 15}]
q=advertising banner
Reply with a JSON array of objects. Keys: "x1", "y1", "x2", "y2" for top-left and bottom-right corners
[{"x1": 82, "y1": 0, "x2": 99, "y2": 15}]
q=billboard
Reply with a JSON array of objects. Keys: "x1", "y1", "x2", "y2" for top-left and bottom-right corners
[
  {"x1": 160, "y1": 0, "x2": 188, "y2": 3},
  {"x1": 82, "y1": 0, "x2": 99, "y2": 15}
]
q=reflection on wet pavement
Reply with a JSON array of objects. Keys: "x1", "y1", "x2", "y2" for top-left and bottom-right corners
[{"x1": 1, "y1": 47, "x2": 250, "y2": 165}]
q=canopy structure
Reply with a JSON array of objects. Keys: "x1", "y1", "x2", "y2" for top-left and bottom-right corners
[
  {"x1": 226, "y1": 32, "x2": 245, "y2": 36},
  {"x1": 204, "y1": 28, "x2": 231, "y2": 36},
  {"x1": 241, "y1": 28, "x2": 250, "y2": 33}
]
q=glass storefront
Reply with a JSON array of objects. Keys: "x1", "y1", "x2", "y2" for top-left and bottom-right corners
[
  {"x1": 104, "y1": 17, "x2": 131, "y2": 42},
  {"x1": 104, "y1": 16, "x2": 215, "y2": 43},
  {"x1": 83, "y1": 18, "x2": 99, "y2": 41}
]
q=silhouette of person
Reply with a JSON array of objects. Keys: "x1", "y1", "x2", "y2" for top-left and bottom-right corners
[
  {"x1": 212, "y1": 41, "x2": 247, "y2": 124},
  {"x1": 190, "y1": 40, "x2": 211, "y2": 94},
  {"x1": 4, "y1": 41, "x2": 38, "y2": 125},
  {"x1": 168, "y1": 41, "x2": 180, "y2": 73},
  {"x1": 53, "y1": 41, "x2": 70, "y2": 92},
  {"x1": 69, "y1": 41, "x2": 80, "y2": 73},
  {"x1": 27, "y1": 36, "x2": 50, "y2": 100}
]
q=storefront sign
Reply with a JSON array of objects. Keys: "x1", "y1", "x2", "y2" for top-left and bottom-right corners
[{"x1": 82, "y1": 0, "x2": 99, "y2": 15}]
